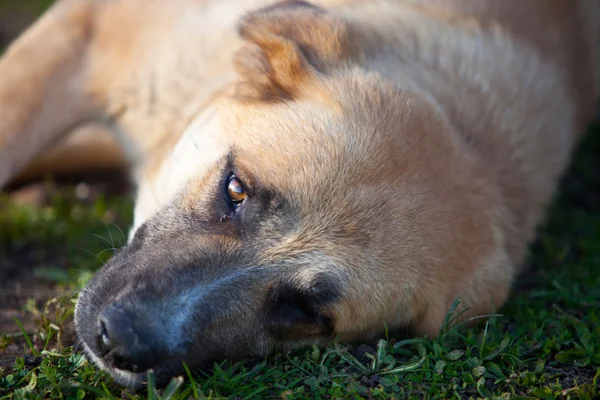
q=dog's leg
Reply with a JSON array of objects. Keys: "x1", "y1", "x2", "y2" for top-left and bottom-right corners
[
  {"x1": 9, "y1": 125, "x2": 126, "y2": 186},
  {"x1": 0, "y1": 0, "x2": 99, "y2": 188}
]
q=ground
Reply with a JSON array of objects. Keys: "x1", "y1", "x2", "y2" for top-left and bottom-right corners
[{"x1": 0, "y1": 2, "x2": 599, "y2": 399}]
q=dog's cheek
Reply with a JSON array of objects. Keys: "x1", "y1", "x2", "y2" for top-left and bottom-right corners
[{"x1": 411, "y1": 246, "x2": 514, "y2": 338}]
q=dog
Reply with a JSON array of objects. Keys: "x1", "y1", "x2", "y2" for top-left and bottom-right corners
[{"x1": 0, "y1": 0, "x2": 598, "y2": 388}]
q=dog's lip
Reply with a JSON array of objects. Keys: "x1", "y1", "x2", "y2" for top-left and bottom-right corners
[
  {"x1": 79, "y1": 332, "x2": 184, "y2": 389},
  {"x1": 110, "y1": 369, "x2": 149, "y2": 389},
  {"x1": 105, "y1": 360, "x2": 186, "y2": 389},
  {"x1": 102, "y1": 350, "x2": 186, "y2": 385}
]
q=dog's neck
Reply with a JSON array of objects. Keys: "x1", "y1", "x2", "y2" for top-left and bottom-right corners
[{"x1": 341, "y1": 1, "x2": 580, "y2": 263}]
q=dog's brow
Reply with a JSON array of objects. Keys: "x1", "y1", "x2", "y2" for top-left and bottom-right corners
[
  {"x1": 227, "y1": 150, "x2": 261, "y2": 192},
  {"x1": 226, "y1": 152, "x2": 237, "y2": 170}
]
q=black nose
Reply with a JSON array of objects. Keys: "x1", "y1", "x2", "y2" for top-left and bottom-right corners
[{"x1": 97, "y1": 304, "x2": 156, "y2": 372}]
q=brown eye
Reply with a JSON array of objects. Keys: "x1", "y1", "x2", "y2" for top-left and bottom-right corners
[{"x1": 227, "y1": 175, "x2": 247, "y2": 205}]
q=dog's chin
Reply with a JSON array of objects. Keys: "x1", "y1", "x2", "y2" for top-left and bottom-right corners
[
  {"x1": 104, "y1": 368, "x2": 151, "y2": 391},
  {"x1": 78, "y1": 338, "x2": 183, "y2": 390}
]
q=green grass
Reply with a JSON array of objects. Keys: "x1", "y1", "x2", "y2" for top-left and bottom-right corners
[
  {"x1": 0, "y1": 127, "x2": 599, "y2": 399},
  {"x1": 0, "y1": 0, "x2": 54, "y2": 14}
]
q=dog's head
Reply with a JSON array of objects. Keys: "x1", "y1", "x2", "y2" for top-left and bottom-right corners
[{"x1": 75, "y1": 1, "x2": 511, "y2": 388}]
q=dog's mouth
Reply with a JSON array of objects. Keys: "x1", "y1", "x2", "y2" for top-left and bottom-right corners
[
  {"x1": 74, "y1": 288, "x2": 230, "y2": 389},
  {"x1": 78, "y1": 335, "x2": 152, "y2": 389},
  {"x1": 73, "y1": 277, "x2": 205, "y2": 388},
  {"x1": 78, "y1": 327, "x2": 193, "y2": 389}
]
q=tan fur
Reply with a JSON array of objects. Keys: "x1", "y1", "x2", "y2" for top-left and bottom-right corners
[
  {"x1": 0, "y1": 0, "x2": 598, "y2": 386},
  {"x1": 12, "y1": 125, "x2": 125, "y2": 184}
]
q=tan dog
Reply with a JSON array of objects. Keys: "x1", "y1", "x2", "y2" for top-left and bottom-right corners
[{"x1": 1, "y1": 0, "x2": 598, "y2": 388}]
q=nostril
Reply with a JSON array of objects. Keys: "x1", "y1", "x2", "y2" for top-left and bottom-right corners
[
  {"x1": 97, "y1": 317, "x2": 112, "y2": 355},
  {"x1": 96, "y1": 305, "x2": 156, "y2": 372},
  {"x1": 97, "y1": 305, "x2": 131, "y2": 352}
]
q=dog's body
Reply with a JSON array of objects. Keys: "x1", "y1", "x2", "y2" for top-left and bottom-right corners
[{"x1": 1, "y1": 0, "x2": 598, "y2": 387}]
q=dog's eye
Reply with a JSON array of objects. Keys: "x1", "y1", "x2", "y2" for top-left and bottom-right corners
[{"x1": 227, "y1": 175, "x2": 247, "y2": 205}]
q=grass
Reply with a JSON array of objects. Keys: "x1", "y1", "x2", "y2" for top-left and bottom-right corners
[
  {"x1": 0, "y1": 126, "x2": 598, "y2": 399},
  {"x1": 0, "y1": 0, "x2": 54, "y2": 14}
]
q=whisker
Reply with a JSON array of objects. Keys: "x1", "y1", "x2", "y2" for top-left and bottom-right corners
[
  {"x1": 93, "y1": 248, "x2": 117, "y2": 262},
  {"x1": 77, "y1": 247, "x2": 103, "y2": 259},
  {"x1": 103, "y1": 221, "x2": 116, "y2": 249},
  {"x1": 82, "y1": 232, "x2": 116, "y2": 249},
  {"x1": 104, "y1": 220, "x2": 127, "y2": 243}
]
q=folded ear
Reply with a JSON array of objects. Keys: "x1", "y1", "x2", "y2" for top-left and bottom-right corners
[
  {"x1": 0, "y1": 0, "x2": 98, "y2": 188},
  {"x1": 234, "y1": 0, "x2": 355, "y2": 101}
]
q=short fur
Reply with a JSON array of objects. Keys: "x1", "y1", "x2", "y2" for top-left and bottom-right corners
[{"x1": 0, "y1": 0, "x2": 598, "y2": 388}]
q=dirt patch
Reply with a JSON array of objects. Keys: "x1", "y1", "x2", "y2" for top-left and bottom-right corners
[{"x1": 0, "y1": 176, "x2": 130, "y2": 361}]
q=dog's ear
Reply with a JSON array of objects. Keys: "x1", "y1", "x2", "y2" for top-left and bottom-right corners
[{"x1": 234, "y1": 1, "x2": 355, "y2": 101}]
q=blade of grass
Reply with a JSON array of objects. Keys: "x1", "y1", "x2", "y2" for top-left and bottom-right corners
[
  {"x1": 147, "y1": 370, "x2": 157, "y2": 400},
  {"x1": 161, "y1": 376, "x2": 183, "y2": 400},
  {"x1": 182, "y1": 362, "x2": 200, "y2": 399},
  {"x1": 12, "y1": 317, "x2": 39, "y2": 356}
]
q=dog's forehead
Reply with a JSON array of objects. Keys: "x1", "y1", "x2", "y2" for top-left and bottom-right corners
[{"x1": 225, "y1": 90, "x2": 423, "y2": 190}]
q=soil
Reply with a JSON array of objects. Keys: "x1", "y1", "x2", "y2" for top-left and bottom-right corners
[{"x1": 0, "y1": 175, "x2": 130, "y2": 360}]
